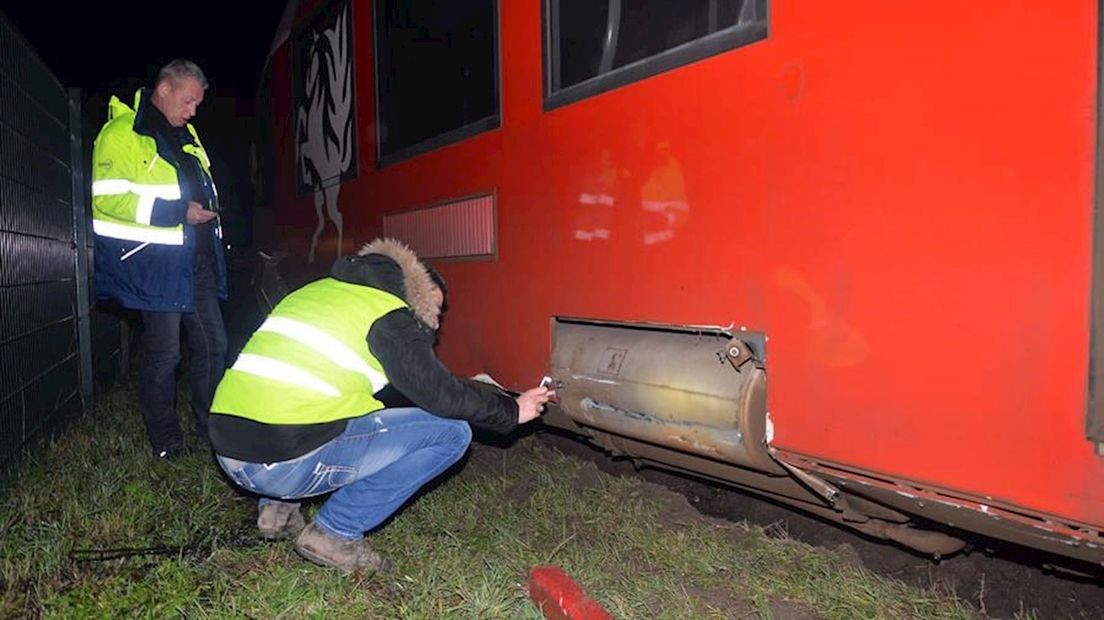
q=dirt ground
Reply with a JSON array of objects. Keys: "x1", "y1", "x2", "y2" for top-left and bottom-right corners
[{"x1": 535, "y1": 431, "x2": 1104, "y2": 620}]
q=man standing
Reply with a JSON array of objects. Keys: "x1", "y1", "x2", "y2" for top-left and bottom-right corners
[
  {"x1": 209, "y1": 239, "x2": 551, "y2": 574},
  {"x1": 91, "y1": 59, "x2": 227, "y2": 460}
]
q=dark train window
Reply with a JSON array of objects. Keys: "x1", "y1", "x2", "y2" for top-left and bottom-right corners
[
  {"x1": 544, "y1": 0, "x2": 768, "y2": 109},
  {"x1": 374, "y1": 0, "x2": 499, "y2": 166}
]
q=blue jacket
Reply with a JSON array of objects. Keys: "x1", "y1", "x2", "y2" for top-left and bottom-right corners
[{"x1": 90, "y1": 89, "x2": 227, "y2": 311}]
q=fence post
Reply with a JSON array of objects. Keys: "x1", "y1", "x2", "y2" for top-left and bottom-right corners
[{"x1": 70, "y1": 87, "x2": 94, "y2": 416}]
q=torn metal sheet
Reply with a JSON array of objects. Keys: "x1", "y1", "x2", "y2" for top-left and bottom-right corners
[{"x1": 550, "y1": 318, "x2": 781, "y2": 474}]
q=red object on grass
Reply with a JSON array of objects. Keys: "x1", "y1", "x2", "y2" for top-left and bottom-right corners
[{"x1": 528, "y1": 565, "x2": 612, "y2": 620}]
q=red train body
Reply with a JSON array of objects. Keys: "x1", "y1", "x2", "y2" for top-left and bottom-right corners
[{"x1": 255, "y1": 0, "x2": 1104, "y2": 566}]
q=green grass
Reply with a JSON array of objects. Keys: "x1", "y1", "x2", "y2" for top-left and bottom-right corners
[{"x1": 0, "y1": 380, "x2": 979, "y2": 619}]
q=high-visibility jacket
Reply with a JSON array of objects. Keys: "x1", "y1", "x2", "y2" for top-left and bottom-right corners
[
  {"x1": 211, "y1": 278, "x2": 408, "y2": 425},
  {"x1": 91, "y1": 89, "x2": 226, "y2": 311}
]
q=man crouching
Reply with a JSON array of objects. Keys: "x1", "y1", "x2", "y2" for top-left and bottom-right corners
[{"x1": 208, "y1": 238, "x2": 550, "y2": 574}]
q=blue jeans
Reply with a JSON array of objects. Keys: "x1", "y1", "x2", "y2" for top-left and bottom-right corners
[
  {"x1": 217, "y1": 408, "x2": 472, "y2": 540},
  {"x1": 139, "y1": 254, "x2": 227, "y2": 453}
]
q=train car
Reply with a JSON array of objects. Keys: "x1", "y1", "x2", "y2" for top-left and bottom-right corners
[{"x1": 250, "y1": 0, "x2": 1104, "y2": 568}]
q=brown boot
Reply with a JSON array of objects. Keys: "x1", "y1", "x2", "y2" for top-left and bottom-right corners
[
  {"x1": 257, "y1": 501, "x2": 306, "y2": 540},
  {"x1": 295, "y1": 522, "x2": 389, "y2": 574}
]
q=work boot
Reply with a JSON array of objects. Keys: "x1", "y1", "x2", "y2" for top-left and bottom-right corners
[
  {"x1": 295, "y1": 522, "x2": 389, "y2": 574},
  {"x1": 257, "y1": 501, "x2": 306, "y2": 540}
]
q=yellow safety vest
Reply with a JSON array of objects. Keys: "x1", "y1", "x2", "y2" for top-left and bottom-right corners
[{"x1": 211, "y1": 278, "x2": 407, "y2": 425}]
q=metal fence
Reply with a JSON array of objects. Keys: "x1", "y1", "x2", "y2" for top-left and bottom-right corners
[{"x1": 0, "y1": 11, "x2": 123, "y2": 477}]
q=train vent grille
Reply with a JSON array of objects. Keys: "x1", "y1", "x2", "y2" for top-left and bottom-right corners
[{"x1": 382, "y1": 193, "x2": 495, "y2": 260}]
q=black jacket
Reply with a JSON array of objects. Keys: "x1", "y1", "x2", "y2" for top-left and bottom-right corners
[{"x1": 209, "y1": 240, "x2": 518, "y2": 462}]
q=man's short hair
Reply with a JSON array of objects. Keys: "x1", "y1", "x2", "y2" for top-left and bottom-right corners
[{"x1": 156, "y1": 59, "x2": 209, "y2": 90}]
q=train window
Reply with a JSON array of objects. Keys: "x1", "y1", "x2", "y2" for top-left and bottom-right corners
[
  {"x1": 374, "y1": 0, "x2": 500, "y2": 166},
  {"x1": 543, "y1": 0, "x2": 768, "y2": 109}
]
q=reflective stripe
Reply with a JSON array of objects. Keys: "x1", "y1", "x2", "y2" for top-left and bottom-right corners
[
  {"x1": 257, "y1": 316, "x2": 390, "y2": 391},
  {"x1": 136, "y1": 194, "x2": 157, "y2": 225},
  {"x1": 92, "y1": 219, "x2": 184, "y2": 245},
  {"x1": 231, "y1": 353, "x2": 340, "y2": 397},
  {"x1": 92, "y1": 180, "x2": 181, "y2": 225},
  {"x1": 91, "y1": 179, "x2": 133, "y2": 196},
  {"x1": 120, "y1": 242, "x2": 150, "y2": 261},
  {"x1": 92, "y1": 179, "x2": 180, "y2": 198}
]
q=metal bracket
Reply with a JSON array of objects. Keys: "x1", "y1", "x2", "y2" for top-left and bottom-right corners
[{"x1": 720, "y1": 335, "x2": 766, "y2": 371}]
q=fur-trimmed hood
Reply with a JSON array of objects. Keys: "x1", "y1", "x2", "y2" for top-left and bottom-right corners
[{"x1": 330, "y1": 238, "x2": 442, "y2": 329}]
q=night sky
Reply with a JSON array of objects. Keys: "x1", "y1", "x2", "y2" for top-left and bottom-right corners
[
  {"x1": 3, "y1": 3, "x2": 285, "y2": 96},
  {"x1": 3, "y1": 2, "x2": 289, "y2": 247}
]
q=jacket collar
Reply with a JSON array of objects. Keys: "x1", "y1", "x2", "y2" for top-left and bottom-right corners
[
  {"x1": 125, "y1": 88, "x2": 192, "y2": 167},
  {"x1": 133, "y1": 89, "x2": 167, "y2": 137},
  {"x1": 107, "y1": 92, "x2": 134, "y2": 121}
]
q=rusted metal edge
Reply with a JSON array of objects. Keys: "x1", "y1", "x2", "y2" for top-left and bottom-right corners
[{"x1": 774, "y1": 450, "x2": 1104, "y2": 565}]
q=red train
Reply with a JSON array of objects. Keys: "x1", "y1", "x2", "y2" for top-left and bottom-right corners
[{"x1": 252, "y1": 0, "x2": 1104, "y2": 567}]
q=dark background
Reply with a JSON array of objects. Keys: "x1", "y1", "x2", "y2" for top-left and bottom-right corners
[{"x1": 2, "y1": 2, "x2": 287, "y2": 247}]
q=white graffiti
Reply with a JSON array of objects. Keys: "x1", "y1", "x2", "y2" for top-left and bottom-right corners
[{"x1": 296, "y1": 4, "x2": 354, "y2": 263}]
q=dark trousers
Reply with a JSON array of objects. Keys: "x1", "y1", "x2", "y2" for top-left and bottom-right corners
[{"x1": 138, "y1": 257, "x2": 226, "y2": 453}]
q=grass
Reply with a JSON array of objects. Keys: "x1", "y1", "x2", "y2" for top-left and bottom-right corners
[{"x1": 0, "y1": 379, "x2": 980, "y2": 619}]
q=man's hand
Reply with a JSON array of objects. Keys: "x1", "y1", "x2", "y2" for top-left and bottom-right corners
[
  {"x1": 516, "y1": 386, "x2": 552, "y2": 424},
  {"x1": 186, "y1": 201, "x2": 217, "y2": 224}
]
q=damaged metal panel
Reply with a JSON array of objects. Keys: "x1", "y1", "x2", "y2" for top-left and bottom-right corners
[
  {"x1": 545, "y1": 318, "x2": 975, "y2": 558},
  {"x1": 549, "y1": 318, "x2": 782, "y2": 474}
]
